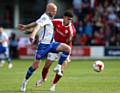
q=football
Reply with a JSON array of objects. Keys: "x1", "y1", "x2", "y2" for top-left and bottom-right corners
[{"x1": 93, "y1": 60, "x2": 104, "y2": 72}]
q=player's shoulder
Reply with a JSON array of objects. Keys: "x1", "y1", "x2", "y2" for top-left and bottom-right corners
[
  {"x1": 36, "y1": 13, "x2": 50, "y2": 24},
  {"x1": 40, "y1": 13, "x2": 49, "y2": 20},
  {"x1": 52, "y1": 19, "x2": 63, "y2": 22}
]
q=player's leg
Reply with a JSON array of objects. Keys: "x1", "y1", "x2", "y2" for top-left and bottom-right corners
[
  {"x1": 50, "y1": 56, "x2": 70, "y2": 91},
  {"x1": 20, "y1": 59, "x2": 40, "y2": 92},
  {"x1": 20, "y1": 51, "x2": 41, "y2": 92},
  {"x1": 20, "y1": 49, "x2": 41, "y2": 91},
  {"x1": 0, "y1": 46, "x2": 7, "y2": 67},
  {"x1": 36, "y1": 59, "x2": 52, "y2": 87},
  {"x1": 20, "y1": 43, "x2": 51, "y2": 92},
  {"x1": 0, "y1": 54, "x2": 5, "y2": 67},
  {"x1": 36, "y1": 53, "x2": 57, "y2": 87},
  {"x1": 42, "y1": 60, "x2": 52, "y2": 80},
  {"x1": 4, "y1": 47, "x2": 13, "y2": 69},
  {"x1": 52, "y1": 42, "x2": 71, "y2": 76},
  {"x1": 56, "y1": 43, "x2": 71, "y2": 65}
]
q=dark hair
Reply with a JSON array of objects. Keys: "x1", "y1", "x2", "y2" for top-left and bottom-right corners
[{"x1": 64, "y1": 11, "x2": 73, "y2": 18}]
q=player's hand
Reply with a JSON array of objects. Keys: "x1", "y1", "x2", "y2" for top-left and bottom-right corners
[
  {"x1": 17, "y1": 24, "x2": 26, "y2": 31},
  {"x1": 29, "y1": 37, "x2": 34, "y2": 43}
]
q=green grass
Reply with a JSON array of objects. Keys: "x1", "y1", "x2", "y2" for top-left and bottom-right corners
[{"x1": 0, "y1": 59, "x2": 120, "y2": 93}]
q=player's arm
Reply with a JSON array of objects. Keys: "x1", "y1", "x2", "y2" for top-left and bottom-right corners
[
  {"x1": 29, "y1": 14, "x2": 48, "y2": 42},
  {"x1": 52, "y1": 19, "x2": 61, "y2": 27},
  {"x1": 18, "y1": 22, "x2": 37, "y2": 32},
  {"x1": 66, "y1": 24, "x2": 76, "y2": 44},
  {"x1": 29, "y1": 24, "x2": 41, "y2": 43}
]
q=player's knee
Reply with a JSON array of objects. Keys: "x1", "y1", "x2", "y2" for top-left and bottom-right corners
[
  {"x1": 32, "y1": 61, "x2": 40, "y2": 69},
  {"x1": 61, "y1": 70, "x2": 64, "y2": 76},
  {"x1": 61, "y1": 65, "x2": 65, "y2": 71},
  {"x1": 44, "y1": 62, "x2": 52, "y2": 69},
  {"x1": 62, "y1": 61, "x2": 67, "y2": 70},
  {"x1": 67, "y1": 45, "x2": 71, "y2": 53},
  {"x1": 66, "y1": 44, "x2": 71, "y2": 53},
  {"x1": 62, "y1": 43, "x2": 71, "y2": 53},
  {"x1": 44, "y1": 60, "x2": 52, "y2": 69}
]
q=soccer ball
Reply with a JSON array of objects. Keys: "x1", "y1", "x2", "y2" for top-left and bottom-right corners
[{"x1": 92, "y1": 60, "x2": 104, "y2": 72}]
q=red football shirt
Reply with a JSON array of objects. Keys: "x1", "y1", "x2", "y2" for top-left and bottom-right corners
[{"x1": 52, "y1": 19, "x2": 76, "y2": 48}]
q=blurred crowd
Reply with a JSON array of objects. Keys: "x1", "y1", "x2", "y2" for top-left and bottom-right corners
[
  {"x1": 1, "y1": 0, "x2": 120, "y2": 47},
  {"x1": 6, "y1": 0, "x2": 120, "y2": 58},
  {"x1": 73, "y1": 0, "x2": 120, "y2": 46},
  {"x1": 8, "y1": 32, "x2": 39, "y2": 58}
]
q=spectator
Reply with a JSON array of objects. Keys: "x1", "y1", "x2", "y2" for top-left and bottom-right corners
[{"x1": 9, "y1": 32, "x2": 18, "y2": 58}]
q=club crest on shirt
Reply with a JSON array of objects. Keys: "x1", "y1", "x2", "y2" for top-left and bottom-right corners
[
  {"x1": 57, "y1": 25, "x2": 60, "y2": 28},
  {"x1": 41, "y1": 17, "x2": 46, "y2": 21},
  {"x1": 65, "y1": 30, "x2": 68, "y2": 34}
]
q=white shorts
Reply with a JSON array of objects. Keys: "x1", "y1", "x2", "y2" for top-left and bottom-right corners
[
  {"x1": 47, "y1": 52, "x2": 70, "y2": 62},
  {"x1": 0, "y1": 47, "x2": 9, "y2": 59}
]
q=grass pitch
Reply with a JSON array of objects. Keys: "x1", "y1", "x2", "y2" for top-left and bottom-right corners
[{"x1": 0, "y1": 59, "x2": 120, "y2": 93}]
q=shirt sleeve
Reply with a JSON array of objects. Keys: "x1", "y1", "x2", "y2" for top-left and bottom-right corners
[
  {"x1": 68, "y1": 24, "x2": 76, "y2": 48},
  {"x1": 36, "y1": 14, "x2": 49, "y2": 27},
  {"x1": 52, "y1": 19, "x2": 62, "y2": 27},
  {"x1": 69, "y1": 24, "x2": 76, "y2": 41},
  {"x1": 72, "y1": 24, "x2": 76, "y2": 38}
]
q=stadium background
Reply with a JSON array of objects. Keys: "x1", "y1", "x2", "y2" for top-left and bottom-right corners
[
  {"x1": 0, "y1": 0, "x2": 120, "y2": 93},
  {"x1": 0, "y1": 0, "x2": 120, "y2": 59}
]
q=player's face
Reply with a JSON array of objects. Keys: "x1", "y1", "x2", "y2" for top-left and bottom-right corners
[
  {"x1": 46, "y1": 3, "x2": 57, "y2": 18},
  {"x1": 48, "y1": 7, "x2": 57, "y2": 18},
  {"x1": 63, "y1": 16, "x2": 72, "y2": 25},
  {"x1": 49, "y1": 11, "x2": 57, "y2": 18}
]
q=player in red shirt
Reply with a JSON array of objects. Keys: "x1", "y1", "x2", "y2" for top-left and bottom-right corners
[
  {"x1": 35, "y1": 11, "x2": 76, "y2": 91},
  {"x1": 18, "y1": 10, "x2": 76, "y2": 91}
]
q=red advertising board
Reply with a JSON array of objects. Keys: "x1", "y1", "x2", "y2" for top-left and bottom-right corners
[
  {"x1": 19, "y1": 46, "x2": 90, "y2": 59},
  {"x1": 71, "y1": 46, "x2": 90, "y2": 57}
]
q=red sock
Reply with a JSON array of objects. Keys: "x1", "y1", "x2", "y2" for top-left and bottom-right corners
[
  {"x1": 42, "y1": 67, "x2": 49, "y2": 80},
  {"x1": 53, "y1": 71, "x2": 63, "y2": 84}
]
